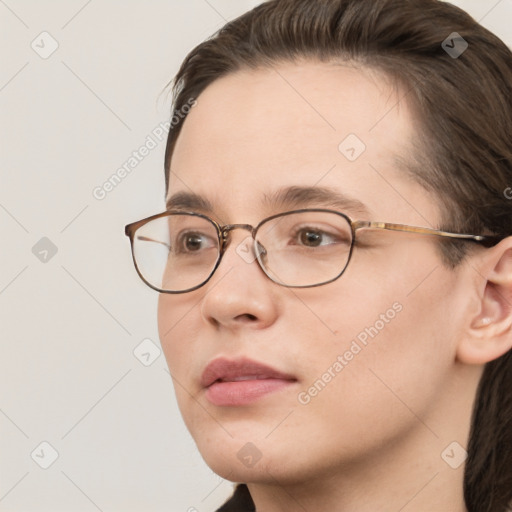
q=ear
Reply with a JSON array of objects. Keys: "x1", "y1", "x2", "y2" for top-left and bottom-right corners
[{"x1": 457, "y1": 237, "x2": 512, "y2": 365}]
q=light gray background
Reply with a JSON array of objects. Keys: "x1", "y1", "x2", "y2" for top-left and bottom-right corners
[{"x1": 1, "y1": 1, "x2": 510, "y2": 511}]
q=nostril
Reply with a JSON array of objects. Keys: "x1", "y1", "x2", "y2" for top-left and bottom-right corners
[{"x1": 235, "y1": 313, "x2": 258, "y2": 322}]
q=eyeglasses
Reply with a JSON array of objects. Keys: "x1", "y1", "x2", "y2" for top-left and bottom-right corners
[{"x1": 124, "y1": 209, "x2": 500, "y2": 294}]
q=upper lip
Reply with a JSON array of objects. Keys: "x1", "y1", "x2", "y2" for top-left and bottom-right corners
[{"x1": 200, "y1": 357, "x2": 297, "y2": 388}]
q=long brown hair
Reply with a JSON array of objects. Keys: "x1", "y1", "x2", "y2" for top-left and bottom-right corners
[{"x1": 164, "y1": 1, "x2": 512, "y2": 510}]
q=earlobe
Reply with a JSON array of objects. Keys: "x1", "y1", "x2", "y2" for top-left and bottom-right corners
[{"x1": 456, "y1": 241, "x2": 512, "y2": 365}]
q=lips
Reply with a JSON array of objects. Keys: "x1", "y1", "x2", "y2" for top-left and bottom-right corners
[
  {"x1": 201, "y1": 357, "x2": 295, "y2": 387},
  {"x1": 201, "y1": 357, "x2": 297, "y2": 406}
]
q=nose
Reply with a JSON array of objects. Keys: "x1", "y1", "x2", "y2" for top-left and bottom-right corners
[{"x1": 200, "y1": 228, "x2": 280, "y2": 331}]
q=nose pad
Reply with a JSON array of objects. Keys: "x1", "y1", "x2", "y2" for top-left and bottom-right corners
[
  {"x1": 234, "y1": 236, "x2": 262, "y2": 264},
  {"x1": 256, "y1": 241, "x2": 267, "y2": 262},
  {"x1": 219, "y1": 225, "x2": 266, "y2": 268}
]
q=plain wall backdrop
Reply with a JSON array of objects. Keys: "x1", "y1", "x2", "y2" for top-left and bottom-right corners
[{"x1": 1, "y1": 1, "x2": 511, "y2": 511}]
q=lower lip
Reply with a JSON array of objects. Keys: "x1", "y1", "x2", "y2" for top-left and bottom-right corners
[{"x1": 205, "y1": 379, "x2": 295, "y2": 406}]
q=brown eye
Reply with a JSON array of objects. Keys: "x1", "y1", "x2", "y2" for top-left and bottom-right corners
[
  {"x1": 293, "y1": 226, "x2": 345, "y2": 247},
  {"x1": 299, "y1": 230, "x2": 323, "y2": 247},
  {"x1": 183, "y1": 233, "x2": 204, "y2": 251},
  {"x1": 175, "y1": 231, "x2": 215, "y2": 253}
]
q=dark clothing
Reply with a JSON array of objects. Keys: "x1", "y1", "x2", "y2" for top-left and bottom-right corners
[{"x1": 216, "y1": 484, "x2": 255, "y2": 511}]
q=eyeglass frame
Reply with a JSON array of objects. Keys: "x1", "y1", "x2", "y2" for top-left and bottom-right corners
[{"x1": 124, "y1": 208, "x2": 502, "y2": 294}]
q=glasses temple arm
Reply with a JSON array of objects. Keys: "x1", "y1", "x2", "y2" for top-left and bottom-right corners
[{"x1": 352, "y1": 220, "x2": 501, "y2": 245}]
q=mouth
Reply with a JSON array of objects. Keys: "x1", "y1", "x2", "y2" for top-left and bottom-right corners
[{"x1": 201, "y1": 357, "x2": 297, "y2": 406}]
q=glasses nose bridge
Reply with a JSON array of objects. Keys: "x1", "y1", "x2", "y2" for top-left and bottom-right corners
[{"x1": 220, "y1": 223, "x2": 256, "y2": 242}]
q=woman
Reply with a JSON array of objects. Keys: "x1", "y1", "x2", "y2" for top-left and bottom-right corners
[{"x1": 125, "y1": 0, "x2": 512, "y2": 510}]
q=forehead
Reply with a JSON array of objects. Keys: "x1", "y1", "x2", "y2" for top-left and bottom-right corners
[{"x1": 168, "y1": 61, "x2": 437, "y2": 225}]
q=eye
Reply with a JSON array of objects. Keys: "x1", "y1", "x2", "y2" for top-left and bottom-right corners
[
  {"x1": 293, "y1": 227, "x2": 343, "y2": 247},
  {"x1": 299, "y1": 229, "x2": 324, "y2": 247},
  {"x1": 176, "y1": 231, "x2": 216, "y2": 253}
]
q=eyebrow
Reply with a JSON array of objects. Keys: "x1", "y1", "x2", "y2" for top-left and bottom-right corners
[
  {"x1": 166, "y1": 191, "x2": 214, "y2": 212},
  {"x1": 166, "y1": 186, "x2": 371, "y2": 218},
  {"x1": 262, "y1": 186, "x2": 371, "y2": 217}
]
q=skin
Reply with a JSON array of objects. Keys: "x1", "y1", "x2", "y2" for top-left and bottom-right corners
[{"x1": 157, "y1": 61, "x2": 512, "y2": 511}]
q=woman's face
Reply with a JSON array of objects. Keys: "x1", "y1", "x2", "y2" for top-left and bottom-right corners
[{"x1": 158, "y1": 62, "x2": 468, "y2": 484}]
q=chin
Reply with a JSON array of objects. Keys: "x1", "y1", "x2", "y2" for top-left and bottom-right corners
[{"x1": 193, "y1": 431, "x2": 314, "y2": 486}]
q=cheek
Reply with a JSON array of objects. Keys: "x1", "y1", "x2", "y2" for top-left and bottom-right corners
[
  {"x1": 295, "y1": 253, "x2": 457, "y2": 440},
  {"x1": 157, "y1": 293, "x2": 213, "y2": 436},
  {"x1": 157, "y1": 293, "x2": 201, "y2": 386}
]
